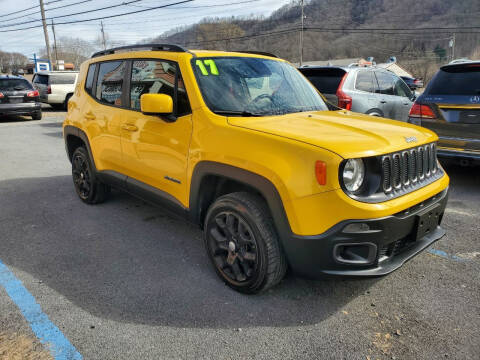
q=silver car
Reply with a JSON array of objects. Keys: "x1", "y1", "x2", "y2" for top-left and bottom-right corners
[{"x1": 298, "y1": 66, "x2": 415, "y2": 121}]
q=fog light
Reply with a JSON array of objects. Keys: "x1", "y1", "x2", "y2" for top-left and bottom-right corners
[
  {"x1": 342, "y1": 223, "x2": 370, "y2": 233},
  {"x1": 333, "y1": 242, "x2": 377, "y2": 265}
]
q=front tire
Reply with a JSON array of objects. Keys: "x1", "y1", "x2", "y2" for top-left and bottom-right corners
[
  {"x1": 71, "y1": 147, "x2": 110, "y2": 204},
  {"x1": 204, "y1": 192, "x2": 287, "y2": 294}
]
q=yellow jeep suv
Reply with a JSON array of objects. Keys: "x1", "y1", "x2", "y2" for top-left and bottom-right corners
[{"x1": 63, "y1": 44, "x2": 449, "y2": 293}]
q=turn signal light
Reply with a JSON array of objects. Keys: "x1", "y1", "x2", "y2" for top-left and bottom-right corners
[
  {"x1": 315, "y1": 161, "x2": 327, "y2": 185},
  {"x1": 27, "y1": 90, "x2": 39, "y2": 97}
]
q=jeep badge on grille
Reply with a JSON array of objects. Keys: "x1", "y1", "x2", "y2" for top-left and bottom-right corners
[{"x1": 404, "y1": 136, "x2": 418, "y2": 143}]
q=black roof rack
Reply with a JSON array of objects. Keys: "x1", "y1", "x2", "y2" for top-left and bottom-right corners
[
  {"x1": 91, "y1": 43, "x2": 189, "y2": 58},
  {"x1": 233, "y1": 51, "x2": 277, "y2": 58}
]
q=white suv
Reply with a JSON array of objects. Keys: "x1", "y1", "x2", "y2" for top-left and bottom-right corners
[{"x1": 32, "y1": 71, "x2": 78, "y2": 110}]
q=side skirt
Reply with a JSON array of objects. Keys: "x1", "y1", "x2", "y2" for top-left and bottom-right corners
[{"x1": 98, "y1": 170, "x2": 189, "y2": 221}]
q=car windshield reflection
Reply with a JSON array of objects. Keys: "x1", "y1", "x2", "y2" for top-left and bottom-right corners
[{"x1": 192, "y1": 57, "x2": 328, "y2": 116}]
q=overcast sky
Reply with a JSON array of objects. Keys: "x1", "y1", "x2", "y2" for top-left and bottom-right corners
[{"x1": 0, "y1": 0, "x2": 293, "y2": 56}]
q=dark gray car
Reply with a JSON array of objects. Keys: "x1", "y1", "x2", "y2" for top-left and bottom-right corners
[
  {"x1": 408, "y1": 60, "x2": 480, "y2": 164},
  {"x1": 298, "y1": 66, "x2": 415, "y2": 121},
  {"x1": 0, "y1": 75, "x2": 42, "y2": 120}
]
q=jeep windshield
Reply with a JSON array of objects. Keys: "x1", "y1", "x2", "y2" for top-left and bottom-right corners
[{"x1": 192, "y1": 56, "x2": 328, "y2": 116}]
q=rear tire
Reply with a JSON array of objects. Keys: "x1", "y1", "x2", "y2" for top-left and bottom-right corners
[
  {"x1": 71, "y1": 147, "x2": 110, "y2": 204},
  {"x1": 204, "y1": 192, "x2": 287, "y2": 294},
  {"x1": 64, "y1": 94, "x2": 72, "y2": 111},
  {"x1": 31, "y1": 111, "x2": 42, "y2": 120}
]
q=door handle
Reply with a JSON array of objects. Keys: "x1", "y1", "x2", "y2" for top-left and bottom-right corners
[
  {"x1": 380, "y1": 100, "x2": 387, "y2": 104},
  {"x1": 84, "y1": 112, "x2": 96, "y2": 120},
  {"x1": 122, "y1": 124, "x2": 138, "y2": 132}
]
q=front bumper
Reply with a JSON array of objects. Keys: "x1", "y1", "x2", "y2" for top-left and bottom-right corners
[
  {"x1": 0, "y1": 103, "x2": 41, "y2": 116},
  {"x1": 284, "y1": 188, "x2": 448, "y2": 278}
]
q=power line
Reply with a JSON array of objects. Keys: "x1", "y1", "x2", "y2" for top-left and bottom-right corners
[
  {"x1": 3, "y1": 0, "x2": 93, "y2": 23},
  {"x1": 125, "y1": 0, "x2": 260, "y2": 9},
  {"x1": 0, "y1": 0, "x2": 194, "y2": 33},
  {"x1": 0, "y1": 0, "x2": 151, "y2": 28},
  {"x1": 0, "y1": 0, "x2": 65, "y2": 18},
  {"x1": 185, "y1": 25, "x2": 480, "y2": 46},
  {"x1": 98, "y1": 0, "x2": 264, "y2": 26}
]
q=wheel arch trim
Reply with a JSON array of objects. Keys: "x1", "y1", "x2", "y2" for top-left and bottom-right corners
[
  {"x1": 63, "y1": 125, "x2": 97, "y2": 172},
  {"x1": 189, "y1": 161, "x2": 293, "y2": 237}
]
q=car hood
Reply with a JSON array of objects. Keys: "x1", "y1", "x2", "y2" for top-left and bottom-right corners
[{"x1": 228, "y1": 110, "x2": 438, "y2": 159}]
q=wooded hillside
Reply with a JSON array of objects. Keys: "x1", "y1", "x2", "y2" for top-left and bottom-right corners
[{"x1": 151, "y1": 0, "x2": 480, "y2": 79}]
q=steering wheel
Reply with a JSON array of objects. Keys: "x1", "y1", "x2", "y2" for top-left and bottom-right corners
[
  {"x1": 245, "y1": 94, "x2": 275, "y2": 112},
  {"x1": 250, "y1": 94, "x2": 274, "y2": 104}
]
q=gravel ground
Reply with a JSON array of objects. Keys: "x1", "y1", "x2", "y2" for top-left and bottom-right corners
[{"x1": 0, "y1": 110, "x2": 479, "y2": 359}]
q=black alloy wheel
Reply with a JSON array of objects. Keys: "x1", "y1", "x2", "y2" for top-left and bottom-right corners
[
  {"x1": 71, "y1": 147, "x2": 110, "y2": 204},
  {"x1": 72, "y1": 150, "x2": 92, "y2": 200},
  {"x1": 208, "y1": 211, "x2": 259, "y2": 283},
  {"x1": 204, "y1": 192, "x2": 287, "y2": 293}
]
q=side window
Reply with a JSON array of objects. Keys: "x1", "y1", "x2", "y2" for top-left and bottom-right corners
[
  {"x1": 374, "y1": 72, "x2": 394, "y2": 95},
  {"x1": 130, "y1": 60, "x2": 191, "y2": 116},
  {"x1": 393, "y1": 77, "x2": 412, "y2": 98},
  {"x1": 355, "y1": 71, "x2": 375, "y2": 93},
  {"x1": 96, "y1": 61, "x2": 127, "y2": 106},
  {"x1": 85, "y1": 64, "x2": 96, "y2": 95}
]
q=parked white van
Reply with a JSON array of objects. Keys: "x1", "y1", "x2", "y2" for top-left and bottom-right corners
[{"x1": 32, "y1": 71, "x2": 79, "y2": 110}]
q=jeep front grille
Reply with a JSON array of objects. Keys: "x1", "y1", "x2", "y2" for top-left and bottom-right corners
[{"x1": 382, "y1": 143, "x2": 438, "y2": 194}]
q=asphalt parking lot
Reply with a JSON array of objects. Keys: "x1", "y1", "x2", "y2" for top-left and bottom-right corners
[{"x1": 0, "y1": 108, "x2": 479, "y2": 360}]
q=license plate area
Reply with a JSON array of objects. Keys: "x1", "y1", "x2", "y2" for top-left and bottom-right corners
[
  {"x1": 415, "y1": 204, "x2": 441, "y2": 240},
  {"x1": 9, "y1": 97, "x2": 24, "y2": 104}
]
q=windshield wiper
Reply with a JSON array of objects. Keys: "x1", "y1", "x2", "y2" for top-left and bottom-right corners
[{"x1": 212, "y1": 110, "x2": 263, "y2": 117}]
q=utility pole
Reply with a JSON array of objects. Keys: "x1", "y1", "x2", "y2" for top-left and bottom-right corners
[
  {"x1": 100, "y1": 21, "x2": 107, "y2": 50},
  {"x1": 51, "y1": 19, "x2": 58, "y2": 70},
  {"x1": 39, "y1": 0, "x2": 53, "y2": 68},
  {"x1": 299, "y1": 0, "x2": 304, "y2": 66}
]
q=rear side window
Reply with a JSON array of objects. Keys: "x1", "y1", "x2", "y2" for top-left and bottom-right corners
[
  {"x1": 49, "y1": 74, "x2": 76, "y2": 85},
  {"x1": 427, "y1": 66, "x2": 480, "y2": 95},
  {"x1": 85, "y1": 64, "x2": 96, "y2": 95},
  {"x1": 96, "y1": 61, "x2": 127, "y2": 106},
  {"x1": 355, "y1": 71, "x2": 375, "y2": 93},
  {"x1": 393, "y1": 77, "x2": 412, "y2": 97},
  {"x1": 33, "y1": 74, "x2": 48, "y2": 85},
  {"x1": 299, "y1": 68, "x2": 346, "y2": 94},
  {"x1": 374, "y1": 71, "x2": 394, "y2": 95},
  {"x1": 130, "y1": 60, "x2": 191, "y2": 116},
  {"x1": 0, "y1": 79, "x2": 32, "y2": 90}
]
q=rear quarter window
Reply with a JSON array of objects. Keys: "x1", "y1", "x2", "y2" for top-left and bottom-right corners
[
  {"x1": 85, "y1": 64, "x2": 97, "y2": 96},
  {"x1": 33, "y1": 74, "x2": 48, "y2": 85},
  {"x1": 427, "y1": 66, "x2": 480, "y2": 95},
  {"x1": 355, "y1": 71, "x2": 375, "y2": 93},
  {"x1": 299, "y1": 68, "x2": 346, "y2": 94}
]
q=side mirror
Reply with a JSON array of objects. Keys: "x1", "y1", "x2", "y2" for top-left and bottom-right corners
[{"x1": 140, "y1": 94, "x2": 175, "y2": 121}]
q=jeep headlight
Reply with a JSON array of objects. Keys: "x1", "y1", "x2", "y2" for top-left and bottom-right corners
[{"x1": 342, "y1": 159, "x2": 365, "y2": 193}]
